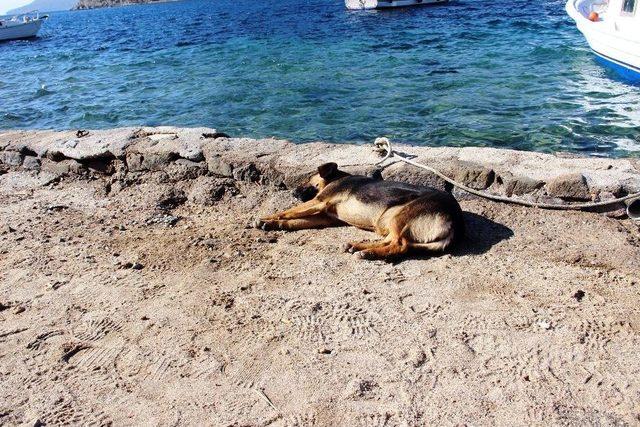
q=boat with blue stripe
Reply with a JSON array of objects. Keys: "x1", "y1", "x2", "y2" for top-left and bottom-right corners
[{"x1": 566, "y1": 0, "x2": 640, "y2": 82}]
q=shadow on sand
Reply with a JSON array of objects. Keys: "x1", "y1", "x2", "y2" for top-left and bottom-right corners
[{"x1": 393, "y1": 211, "x2": 514, "y2": 263}]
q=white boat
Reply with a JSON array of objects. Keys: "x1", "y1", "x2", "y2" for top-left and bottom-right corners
[
  {"x1": 0, "y1": 12, "x2": 48, "y2": 42},
  {"x1": 566, "y1": 0, "x2": 640, "y2": 80},
  {"x1": 346, "y1": 0, "x2": 448, "y2": 10}
]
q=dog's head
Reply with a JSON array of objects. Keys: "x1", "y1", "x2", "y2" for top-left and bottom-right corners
[{"x1": 293, "y1": 162, "x2": 348, "y2": 201}]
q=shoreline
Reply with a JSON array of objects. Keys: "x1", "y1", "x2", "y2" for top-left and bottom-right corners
[{"x1": 1, "y1": 126, "x2": 639, "y2": 207}]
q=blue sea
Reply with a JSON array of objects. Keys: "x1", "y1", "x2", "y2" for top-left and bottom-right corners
[{"x1": 1, "y1": 0, "x2": 639, "y2": 156}]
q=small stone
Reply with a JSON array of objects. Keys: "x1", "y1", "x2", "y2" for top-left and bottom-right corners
[
  {"x1": 410, "y1": 348, "x2": 427, "y2": 368},
  {"x1": 13, "y1": 305, "x2": 25, "y2": 314},
  {"x1": 131, "y1": 262, "x2": 144, "y2": 270},
  {"x1": 573, "y1": 290, "x2": 586, "y2": 302},
  {"x1": 536, "y1": 319, "x2": 552, "y2": 330},
  {"x1": 0, "y1": 224, "x2": 16, "y2": 234},
  {"x1": 318, "y1": 348, "x2": 332, "y2": 355}
]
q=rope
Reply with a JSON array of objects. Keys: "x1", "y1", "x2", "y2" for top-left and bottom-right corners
[{"x1": 373, "y1": 137, "x2": 640, "y2": 211}]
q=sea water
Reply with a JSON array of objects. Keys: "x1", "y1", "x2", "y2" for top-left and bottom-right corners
[{"x1": 1, "y1": 0, "x2": 639, "y2": 156}]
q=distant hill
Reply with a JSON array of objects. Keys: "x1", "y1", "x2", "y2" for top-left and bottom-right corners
[
  {"x1": 7, "y1": 0, "x2": 76, "y2": 14},
  {"x1": 74, "y1": 0, "x2": 168, "y2": 10}
]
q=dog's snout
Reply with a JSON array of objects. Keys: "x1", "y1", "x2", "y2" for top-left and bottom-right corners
[{"x1": 293, "y1": 186, "x2": 317, "y2": 202}]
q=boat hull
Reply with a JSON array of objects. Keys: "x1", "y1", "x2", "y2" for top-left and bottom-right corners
[
  {"x1": 0, "y1": 20, "x2": 43, "y2": 42},
  {"x1": 566, "y1": 0, "x2": 640, "y2": 81},
  {"x1": 346, "y1": 0, "x2": 448, "y2": 10}
]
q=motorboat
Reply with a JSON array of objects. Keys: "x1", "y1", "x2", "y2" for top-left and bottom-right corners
[
  {"x1": 0, "y1": 11, "x2": 48, "y2": 42},
  {"x1": 346, "y1": 0, "x2": 448, "y2": 10},
  {"x1": 566, "y1": 0, "x2": 640, "y2": 80}
]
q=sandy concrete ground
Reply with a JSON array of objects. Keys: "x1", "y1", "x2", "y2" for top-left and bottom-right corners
[{"x1": 1, "y1": 153, "x2": 640, "y2": 426}]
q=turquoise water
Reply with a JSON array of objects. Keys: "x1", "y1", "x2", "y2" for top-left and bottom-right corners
[{"x1": 1, "y1": 0, "x2": 639, "y2": 156}]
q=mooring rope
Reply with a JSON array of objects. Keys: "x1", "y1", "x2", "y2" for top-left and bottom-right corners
[{"x1": 373, "y1": 137, "x2": 640, "y2": 211}]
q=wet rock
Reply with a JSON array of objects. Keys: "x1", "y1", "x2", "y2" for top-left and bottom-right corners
[
  {"x1": 546, "y1": 173, "x2": 591, "y2": 201},
  {"x1": 188, "y1": 177, "x2": 235, "y2": 206}
]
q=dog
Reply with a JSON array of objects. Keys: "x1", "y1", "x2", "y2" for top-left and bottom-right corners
[{"x1": 254, "y1": 162, "x2": 465, "y2": 260}]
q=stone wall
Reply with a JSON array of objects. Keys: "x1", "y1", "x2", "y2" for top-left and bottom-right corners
[{"x1": 1, "y1": 126, "x2": 639, "y2": 207}]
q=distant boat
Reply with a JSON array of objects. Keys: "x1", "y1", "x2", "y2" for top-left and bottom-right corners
[
  {"x1": 566, "y1": 0, "x2": 640, "y2": 81},
  {"x1": 346, "y1": 0, "x2": 448, "y2": 10},
  {"x1": 0, "y1": 11, "x2": 48, "y2": 42}
]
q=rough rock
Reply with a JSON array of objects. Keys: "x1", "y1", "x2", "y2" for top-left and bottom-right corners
[
  {"x1": 451, "y1": 162, "x2": 495, "y2": 190},
  {"x1": 546, "y1": 173, "x2": 591, "y2": 201},
  {"x1": 21, "y1": 156, "x2": 41, "y2": 171},
  {"x1": 188, "y1": 177, "x2": 234, "y2": 206},
  {"x1": 204, "y1": 153, "x2": 234, "y2": 178},
  {"x1": 502, "y1": 174, "x2": 544, "y2": 196},
  {"x1": 155, "y1": 188, "x2": 187, "y2": 210},
  {"x1": 165, "y1": 159, "x2": 207, "y2": 182},
  {"x1": 1, "y1": 127, "x2": 640, "y2": 205},
  {"x1": 0, "y1": 151, "x2": 24, "y2": 166}
]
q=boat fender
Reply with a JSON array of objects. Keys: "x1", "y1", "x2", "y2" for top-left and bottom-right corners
[{"x1": 588, "y1": 11, "x2": 599, "y2": 21}]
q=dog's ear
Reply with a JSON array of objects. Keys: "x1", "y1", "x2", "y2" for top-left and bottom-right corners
[{"x1": 318, "y1": 162, "x2": 338, "y2": 179}]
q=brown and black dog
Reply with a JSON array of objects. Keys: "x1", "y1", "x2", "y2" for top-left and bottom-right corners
[{"x1": 254, "y1": 162, "x2": 465, "y2": 260}]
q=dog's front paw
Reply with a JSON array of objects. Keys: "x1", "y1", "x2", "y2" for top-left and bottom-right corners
[
  {"x1": 341, "y1": 243, "x2": 354, "y2": 253},
  {"x1": 251, "y1": 218, "x2": 265, "y2": 229},
  {"x1": 253, "y1": 219, "x2": 281, "y2": 231}
]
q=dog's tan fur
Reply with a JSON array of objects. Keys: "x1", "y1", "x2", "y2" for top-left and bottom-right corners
[{"x1": 256, "y1": 162, "x2": 465, "y2": 260}]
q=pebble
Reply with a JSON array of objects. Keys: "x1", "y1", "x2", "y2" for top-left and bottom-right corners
[{"x1": 536, "y1": 320, "x2": 552, "y2": 330}]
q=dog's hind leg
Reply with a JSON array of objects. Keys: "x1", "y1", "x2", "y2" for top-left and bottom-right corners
[
  {"x1": 356, "y1": 238, "x2": 410, "y2": 260},
  {"x1": 342, "y1": 237, "x2": 392, "y2": 253}
]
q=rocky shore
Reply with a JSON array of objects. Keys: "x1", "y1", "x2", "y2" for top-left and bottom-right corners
[
  {"x1": 1, "y1": 127, "x2": 639, "y2": 425},
  {"x1": 73, "y1": 0, "x2": 167, "y2": 10}
]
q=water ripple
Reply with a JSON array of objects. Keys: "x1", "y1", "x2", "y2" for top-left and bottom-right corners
[{"x1": 0, "y1": 0, "x2": 639, "y2": 156}]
